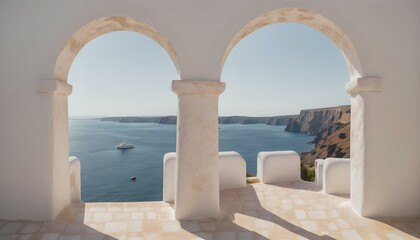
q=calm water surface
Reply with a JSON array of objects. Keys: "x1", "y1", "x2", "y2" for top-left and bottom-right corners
[{"x1": 69, "y1": 118, "x2": 314, "y2": 202}]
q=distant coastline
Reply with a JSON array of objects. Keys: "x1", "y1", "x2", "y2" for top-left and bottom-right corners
[
  {"x1": 96, "y1": 105, "x2": 351, "y2": 183},
  {"x1": 100, "y1": 115, "x2": 298, "y2": 126}
]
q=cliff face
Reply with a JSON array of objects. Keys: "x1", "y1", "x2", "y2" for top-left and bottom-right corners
[
  {"x1": 285, "y1": 105, "x2": 350, "y2": 137},
  {"x1": 287, "y1": 106, "x2": 351, "y2": 181},
  {"x1": 286, "y1": 105, "x2": 350, "y2": 135},
  {"x1": 300, "y1": 123, "x2": 350, "y2": 165}
]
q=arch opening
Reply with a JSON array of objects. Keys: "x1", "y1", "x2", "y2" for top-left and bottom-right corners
[
  {"x1": 55, "y1": 16, "x2": 180, "y2": 82},
  {"x1": 220, "y1": 9, "x2": 356, "y2": 183},
  {"x1": 58, "y1": 18, "x2": 179, "y2": 203},
  {"x1": 222, "y1": 8, "x2": 362, "y2": 80}
]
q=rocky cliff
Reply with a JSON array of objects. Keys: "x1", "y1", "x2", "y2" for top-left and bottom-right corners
[
  {"x1": 286, "y1": 105, "x2": 351, "y2": 181},
  {"x1": 300, "y1": 123, "x2": 350, "y2": 165},
  {"x1": 285, "y1": 105, "x2": 350, "y2": 138}
]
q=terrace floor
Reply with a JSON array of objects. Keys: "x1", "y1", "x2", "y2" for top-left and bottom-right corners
[{"x1": 0, "y1": 181, "x2": 419, "y2": 240}]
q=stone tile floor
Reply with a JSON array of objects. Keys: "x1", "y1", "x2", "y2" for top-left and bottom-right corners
[{"x1": 0, "y1": 181, "x2": 419, "y2": 240}]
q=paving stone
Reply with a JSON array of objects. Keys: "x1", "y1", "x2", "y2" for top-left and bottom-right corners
[{"x1": 0, "y1": 182, "x2": 418, "y2": 239}]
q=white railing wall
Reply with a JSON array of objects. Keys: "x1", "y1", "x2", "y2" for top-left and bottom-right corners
[
  {"x1": 69, "y1": 156, "x2": 81, "y2": 203},
  {"x1": 257, "y1": 151, "x2": 301, "y2": 184},
  {"x1": 323, "y1": 158, "x2": 351, "y2": 195},
  {"x1": 315, "y1": 159, "x2": 325, "y2": 187},
  {"x1": 163, "y1": 151, "x2": 247, "y2": 203}
]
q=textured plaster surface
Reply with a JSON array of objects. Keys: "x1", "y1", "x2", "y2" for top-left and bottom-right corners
[
  {"x1": 163, "y1": 151, "x2": 247, "y2": 203},
  {"x1": 172, "y1": 80, "x2": 226, "y2": 95},
  {"x1": 0, "y1": 183, "x2": 418, "y2": 240},
  {"x1": 69, "y1": 157, "x2": 81, "y2": 203},
  {"x1": 172, "y1": 80, "x2": 225, "y2": 220},
  {"x1": 345, "y1": 78, "x2": 383, "y2": 96},
  {"x1": 350, "y1": 96, "x2": 365, "y2": 215},
  {"x1": 322, "y1": 158, "x2": 351, "y2": 195},
  {"x1": 54, "y1": 16, "x2": 180, "y2": 82},
  {"x1": 51, "y1": 93, "x2": 71, "y2": 219},
  {"x1": 257, "y1": 151, "x2": 301, "y2": 184}
]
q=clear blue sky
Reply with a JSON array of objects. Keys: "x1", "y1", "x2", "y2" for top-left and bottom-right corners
[{"x1": 68, "y1": 23, "x2": 349, "y2": 117}]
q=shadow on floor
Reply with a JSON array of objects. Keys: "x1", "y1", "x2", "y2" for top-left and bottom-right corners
[
  {"x1": 270, "y1": 181, "x2": 352, "y2": 200},
  {"x1": 180, "y1": 184, "x2": 335, "y2": 240},
  {"x1": 0, "y1": 202, "x2": 116, "y2": 239},
  {"x1": 267, "y1": 180, "x2": 321, "y2": 192},
  {"x1": 370, "y1": 216, "x2": 420, "y2": 239}
]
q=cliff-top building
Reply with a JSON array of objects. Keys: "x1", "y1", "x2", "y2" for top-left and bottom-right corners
[{"x1": 0, "y1": 0, "x2": 419, "y2": 239}]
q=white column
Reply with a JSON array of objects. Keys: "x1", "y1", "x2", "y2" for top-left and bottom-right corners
[
  {"x1": 346, "y1": 77, "x2": 383, "y2": 216},
  {"x1": 38, "y1": 79, "x2": 72, "y2": 219},
  {"x1": 172, "y1": 80, "x2": 225, "y2": 220}
]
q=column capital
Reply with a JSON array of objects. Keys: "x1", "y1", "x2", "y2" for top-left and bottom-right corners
[
  {"x1": 37, "y1": 79, "x2": 72, "y2": 96},
  {"x1": 172, "y1": 80, "x2": 225, "y2": 96},
  {"x1": 345, "y1": 77, "x2": 383, "y2": 95}
]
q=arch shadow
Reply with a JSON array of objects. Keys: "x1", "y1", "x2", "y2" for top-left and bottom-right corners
[
  {"x1": 0, "y1": 203, "x2": 117, "y2": 239},
  {"x1": 179, "y1": 184, "x2": 335, "y2": 239}
]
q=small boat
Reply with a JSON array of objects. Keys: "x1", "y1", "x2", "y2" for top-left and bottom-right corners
[
  {"x1": 131, "y1": 176, "x2": 136, "y2": 181},
  {"x1": 115, "y1": 141, "x2": 134, "y2": 149}
]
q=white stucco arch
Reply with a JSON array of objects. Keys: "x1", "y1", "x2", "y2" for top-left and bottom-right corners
[
  {"x1": 35, "y1": 16, "x2": 182, "y2": 220},
  {"x1": 1, "y1": 1, "x2": 419, "y2": 221},
  {"x1": 222, "y1": 8, "x2": 361, "y2": 80},
  {"x1": 220, "y1": 8, "x2": 375, "y2": 217},
  {"x1": 54, "y1": 16, "x2": 180, "y2": 82}
]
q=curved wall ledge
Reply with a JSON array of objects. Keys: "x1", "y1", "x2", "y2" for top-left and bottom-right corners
[
  {"x1": 37, "y1": 79, "x2": 72, "y2": 96},
  {"x1": 345, "y1": 78, "x2": 383, "y2": 95},
  {"x1": 171, "y1": 80, "x2": 225, "y2": 96}
]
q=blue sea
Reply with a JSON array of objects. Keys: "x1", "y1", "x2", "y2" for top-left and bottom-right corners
[{"x1": 69, "y1": 118, "x2": 314, "y2": 202}]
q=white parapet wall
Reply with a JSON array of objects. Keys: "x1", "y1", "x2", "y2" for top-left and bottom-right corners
[
  {"x1": 257, "y1": 151, "x2": 301, "y2": 184},
  {"x1": 219, "y1": 151, "x2": 247, "y2": 190},
  {"x1": 323, "y1": 158, "x2": 350, "y2": 195},
  {"x1": 315, "y1": 159, "x2": 325, "y2": 187},
  {"x1": 163, "y1": 153, "x2": 177, "y2": 202},
  {"x1": 163, "y1": 151, "x2": 247, "y2": 202},
  {"x1": 69, "y1": 157, "x2": 81, "y2": 203}
]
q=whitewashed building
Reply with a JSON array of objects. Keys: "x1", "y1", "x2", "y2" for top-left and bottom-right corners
[{"x1": 0, "y1": 1, "x2": 419, "y2": 239}]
